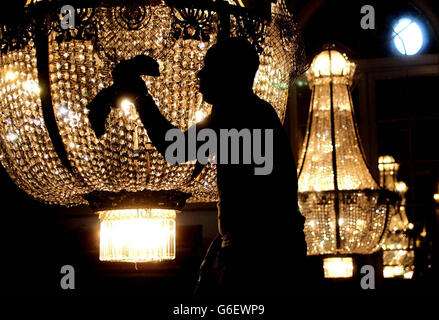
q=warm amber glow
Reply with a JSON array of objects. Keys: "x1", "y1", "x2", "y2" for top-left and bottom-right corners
[
  {"x1": 383, "y1": 265, "x2": 404, "y2": 278},
  {"x1": 0, "y1": 1, "x2": 300, "y2": 205},
  {"x1": 298, "y1": 49, "x2": 388, "y2": 256},
  {"x1": 378, "y1": 155, "x2": 400, "y2": 191},
  {"x1": 378, "y1": 155, "x2": 400, "y2": 174},
  {"x1": 99, "y1": 208, "x2": 176, "y2": 263},
  {"x1": 434, "y1": 193, "x2": 439, "y2": 203},
  {"x1": 323, "y1": 257, "x2": 353, "y2": 278},
  {"x1": 23, "y1": 80, "x2": 40, "y2": 94},
  {"x1": 309, "y1": 50, "x2": 355, "y2": 79},
  {"x1": 5, "y1": 70, "x2": 18, "y2": 81}
]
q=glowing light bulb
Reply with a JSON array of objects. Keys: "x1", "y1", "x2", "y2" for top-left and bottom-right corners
[
  {"x1": 119, "y1": 98, "x2": 140, "y2": 155},
  {"x1": 195, "y1": 110, "x2": 206, "y2": 123},
  {"x1": 120, "y1": 99, "x2": 135, "y2": 118},
  {"x1": 23, "y1": 80, "x2": 40, "y2": 94},
  {"x1": 396, "y1": 181, "x2": 408, "y2": 194},
  {"x1": 99, "y1": 208, "x2": 176, "y2": 262}
]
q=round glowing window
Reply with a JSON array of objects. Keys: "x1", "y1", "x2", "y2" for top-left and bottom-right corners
[{"x1": 393, "y1": 18, "x2": 424, "y2": 55}]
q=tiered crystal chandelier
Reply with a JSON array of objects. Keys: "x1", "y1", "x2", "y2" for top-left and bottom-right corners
[
  {"x1": 297, "y1": 48, "x2": 398, "y2": 278},
  {"x1": 0, "y1": 0, "x2": 305, "y2": 262},
  {"x1": 378, "y1": 156, "x2": 415, "y2": 279}
]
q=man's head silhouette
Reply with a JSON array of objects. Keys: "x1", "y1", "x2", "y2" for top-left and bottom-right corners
[{"x1": 198, "y1": 38, "x2": 260, "y2": 104}]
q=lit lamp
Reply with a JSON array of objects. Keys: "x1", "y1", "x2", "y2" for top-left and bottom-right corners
[
  {"x1": 378, "y1": 155, "x2": 400, "y2": 191},
  {"x1": 99, "y1": 209, "x2": 176, "y2": 262},
  {"x1": 297, "y1": 48, "x2": 398, "y2": 278},
  {"x1": 378, "y1": 156, "x2": 415, "y2": 279},
  {"x1": 0, "y1": 1, "x2": 305, "y2": 262}
]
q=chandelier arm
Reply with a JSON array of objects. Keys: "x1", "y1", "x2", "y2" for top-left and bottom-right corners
[{"x1": 297, "y1": 84, "x2": 315, "y2": 178}]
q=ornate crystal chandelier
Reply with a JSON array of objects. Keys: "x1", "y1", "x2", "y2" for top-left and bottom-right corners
[
  {"x1": 297, "y1": 48, "x2": 398, "y2": 277},
  {"x1": 378, "y1": 156, "x2": 415, "y2": 279},
  {"x1": 0, "y1": 0, "x2": 305, "y2": 262}
]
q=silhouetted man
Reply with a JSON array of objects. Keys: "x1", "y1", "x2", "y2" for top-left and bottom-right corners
[{"x1": 116, "y1": 38, "x2": 306, "y2": 299}]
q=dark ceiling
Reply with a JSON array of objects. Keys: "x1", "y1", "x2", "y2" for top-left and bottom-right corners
[{"x1": 287, "y1": 0, "x2": 439, "y2": 60}]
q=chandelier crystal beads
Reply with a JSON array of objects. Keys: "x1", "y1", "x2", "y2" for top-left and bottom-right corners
[
  {"x1": 379, "y1": 156, "x2": 415, "y2": 279},
  {"x1": 0, "y1": 0, "x2": 305, "y2": 205}
]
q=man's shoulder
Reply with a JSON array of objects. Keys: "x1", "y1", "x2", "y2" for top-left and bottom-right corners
[{"x1": 253, "y1": 96, "x2": 282, "y2": 125}]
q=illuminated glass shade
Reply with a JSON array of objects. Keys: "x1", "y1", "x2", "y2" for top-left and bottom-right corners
[
  {"x1": 298, "y1": 49, "x2": 395, "y2": 256},
  {"x1": 323, "y1": 257, "x2": 353, "y2": 278},
  {"x1": 99, "y1": 208, "x2": 176, "y2": 262}
]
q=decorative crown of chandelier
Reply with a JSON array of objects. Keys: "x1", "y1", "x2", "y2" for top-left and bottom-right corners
[{"x1": 297, "y1": 48, "x2": 398, "y2": 256}]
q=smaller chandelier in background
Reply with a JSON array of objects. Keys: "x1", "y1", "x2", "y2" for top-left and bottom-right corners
[
  {"x1": 379, "y1": 156, "x2": 415, "y2": 279},
  {"x1": 323, "y1": 257, "x2": 353, "y2": 278}
]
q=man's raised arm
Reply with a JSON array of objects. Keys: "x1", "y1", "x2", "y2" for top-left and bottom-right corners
[{"x1": 134, "y1": 93, "x2": 212, "y2": 163}]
